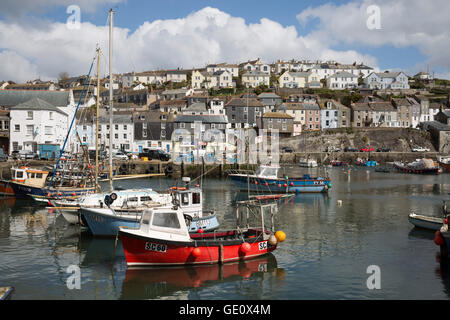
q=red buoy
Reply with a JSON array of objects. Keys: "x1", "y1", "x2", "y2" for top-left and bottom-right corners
[
  {"x1": 198, "y1": 228, "x2": 204, "y2": 233},
  {"x1": 192, "y1": 247, "x2": 202, "y2": 257},
  {"x1": 283, "y1": 183, "x2": 287, "y2": 188},
  {"x1": 240, "y1": 242, "x2": 251, "y2": 253},
  {"x1": 255, "y1": 181, "x2": 258, "y2": 185},
  {"x1": 434, "y1": 231, "x2": 445, "y2": 246},
  {"x1": 265, "y1": 182, "x2": 269, "y2": 186},
  {"x1": 290, "y1": 182, "x2": 294, "y2": 186}
]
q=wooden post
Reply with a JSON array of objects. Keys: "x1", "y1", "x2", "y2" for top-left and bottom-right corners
[{"x1": 219, "y1": 244, "x2": 224, "y2": 265}]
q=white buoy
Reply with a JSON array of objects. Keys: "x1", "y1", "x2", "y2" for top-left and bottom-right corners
[{"x1": 337, "y1": 200, "x2": 343, "y2": 206}]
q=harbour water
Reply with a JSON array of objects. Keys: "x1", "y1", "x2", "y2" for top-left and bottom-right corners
[{"x1": 1, "y1": 166, "x2": 450, "y2": 300}]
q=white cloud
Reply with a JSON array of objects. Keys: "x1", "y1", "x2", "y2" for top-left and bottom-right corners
[
  {"x1": 0, "y1": 50, "x2": 39, "y2": 82},
  {"x1": 0, "y1": 6, "x2": 379, "y2": 82},
  {"x1": 297, "y1": 0, "x2": 450, "y2": 77}
]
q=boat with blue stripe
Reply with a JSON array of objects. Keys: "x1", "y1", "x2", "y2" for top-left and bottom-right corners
[
  {"x1": 227, "y1": 165, "x2": 331, "y2": 193},
  {"x1": 80, "y1": 178, "x2": 220, "y2": 236}
]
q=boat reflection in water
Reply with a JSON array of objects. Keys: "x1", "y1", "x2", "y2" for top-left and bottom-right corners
[{"x1": 120, "y1": 253, "x2": 285, "y2": 300}]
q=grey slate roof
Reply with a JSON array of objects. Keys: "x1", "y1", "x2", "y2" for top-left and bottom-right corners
[
  {"x1": 185, "y1": 102, "x2": 207, "y2": 112},
  {"x1": 174, "y1": 114, "x2": 228, "y2": 123},
  {"x1": 11, "y1": 97, "x2": 68, "y2": 116},
  {"x1": 0, "y1": 89, "x2": 70, "y2": 107}
]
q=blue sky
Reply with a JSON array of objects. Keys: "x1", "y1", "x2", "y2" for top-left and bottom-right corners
[{"x1": 0, "y1": 0, "x2": 448, "y2": 81}]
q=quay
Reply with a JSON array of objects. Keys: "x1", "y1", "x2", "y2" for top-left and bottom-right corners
[{"x1": 0, "y1": 151, "x2": 442, "y2": 180}]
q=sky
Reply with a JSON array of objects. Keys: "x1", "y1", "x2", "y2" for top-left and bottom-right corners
[{"x1": 0, "y1": 0, "x2": 448, "y2": 82}]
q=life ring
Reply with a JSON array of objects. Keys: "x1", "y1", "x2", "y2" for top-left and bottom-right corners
[
  {"x1": 110, "y1": 192, "x2": 118, "y2": 201},
  {"x1": 171, "y1": 187, "x2": 186, "y2": 191}
]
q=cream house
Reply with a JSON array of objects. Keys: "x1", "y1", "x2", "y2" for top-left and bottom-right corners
[
  {"x1": 242, "y1": 71, "x2": 270, "y2": 88},
  {"x1": 279, "y1": 71, "x2": 320, "y2": 88},
  {"x1": 191, "y1": 70, "x2": 233, "y2": 89}
]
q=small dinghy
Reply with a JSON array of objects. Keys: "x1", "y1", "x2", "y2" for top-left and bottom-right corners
[{"x1": 408, "y1": 213, "x2": 443, "y2": 231}]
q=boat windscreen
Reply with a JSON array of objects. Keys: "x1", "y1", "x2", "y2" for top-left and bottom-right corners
[{"x1": 152, "y1": 211, "x2": 181, "y2": 229}]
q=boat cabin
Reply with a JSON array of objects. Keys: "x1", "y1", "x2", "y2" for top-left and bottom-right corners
[
  {"x1": 11, "y1": 167, "x2": 49, "y2": 187},
  {"x1": 138, "y1": 207, "x2": 191, "y2": 242},
  {"x1": 171, "y1": 186, "x2": 204, "y2": 218},
  {"x1": 255, "y1": 165, "x2": 279, "y2": 179}
]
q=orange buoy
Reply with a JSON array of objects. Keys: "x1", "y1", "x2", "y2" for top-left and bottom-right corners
[{"x1": 275, "y1": 231, "x2": 286, "y2": 243}]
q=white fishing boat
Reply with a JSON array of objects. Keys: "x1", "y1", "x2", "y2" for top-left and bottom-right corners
[
  {"x1": 80, "y1": 178, "x2": 220, "y2": 236},
  {"x1": 298, "y1": 158, "x2": 318, "y2": 168},
  {"x1": 51, "y1": 188, "x2": 172, "y2": 225}
]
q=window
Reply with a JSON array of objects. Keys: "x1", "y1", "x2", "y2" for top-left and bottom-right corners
[
  {"x1": 115, "y1": 134, "x2": 118, "y2": 139},
  {"x1": 140, "y1": 196, "x2": 152, "y2": 202},
  {"x1": 26, "y1": 125, "x2": 34, "y2": 135},
  {"x1": 152, "y1": 211, "x2": 180, "y2": 229},
  {"x1": 45, "y1": 126, "x2": 52, "y2": 135},
  {"x1": 192, "y1": 193, "x2": 201, "y2": 204},
  {"x1": 15, "y1": 124, "x2": 20, "y2": 132},
  {"x1": 49, "y1": 112, "x2": 53, "y2": 120},
  {"x1": 123, "y1": 134, "x2": 127, "y2": 139},
  {"x1": 27, "y1": 111, "x2": 33, "y2": 120},
  {"x1": 115, "y1": 124, "x2": 119, "y2": 130},
  {"x1": 181, "y1": 193, "x2": 189, "y2": 206},
  {"x1": 4, "y1": 121, "x2": 8, "y2": 130}
]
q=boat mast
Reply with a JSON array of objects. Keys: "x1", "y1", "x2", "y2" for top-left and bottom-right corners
[
  {"x1": 95, "y1": 47, "x2": 101, "y2": 192},
  {"x1": 108, "y1": 8, "x2": 114, "y2": 192}
]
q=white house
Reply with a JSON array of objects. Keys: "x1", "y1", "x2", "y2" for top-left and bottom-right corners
[
  {"x1": 9, "y1": 98, "x2": 69, "y2": 153},
  {"x1": 364, "y1": 71, "x2": 410, "y2": 90},
  {"x1": 326, "y1": 71, "x2": 358, "y2": 90},
  {"x1": 97, "y1": 115, "x2": 134, "y2": 152},
  {"x1": 240, "y1": 58, "x2": 271, "y2": 75},
  {"x1": 206, "y1": 63, "x2": 239, "y2": 77},
  {"x1": 321, "y1": 101, "x2": 339, "y2": 129}
]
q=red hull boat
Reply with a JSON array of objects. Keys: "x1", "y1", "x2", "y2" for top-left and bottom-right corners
[
  {"x1": 120, "y1": 228, "x2": 277, "y2": 266},
  {"x1": 119, "y1": 200, "x2": 285, "y2": 267}
]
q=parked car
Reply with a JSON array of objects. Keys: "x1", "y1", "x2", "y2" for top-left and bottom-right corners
[
  {"x1": 18, "y1": 150, "x2": 39, "y2": 160},
  {"x1": 0, "y1": 148, "x2": 8, "y2": 161},
  {"x1": 113, "y1": 151, "x2": 129, "y2": 160},
  {"x1": 282, "y1": 146, "x2": 293, "y2": 153},
  {"x1": 88, "y1": 150, "x2": 107, "y2": 160},
  {"x1": 412, "y1": 147, "x2": 430, "y2": 152},
  {"x1": 344, "y1": 147, "x2": 358, "y2": 152},
  {"x1": 139, "y1": 149, "x2": 171, "y2": 161},
  {"x1": 11, "y1": 150, "x2": 20, "y2": 160},
  {"x1": 376, "y1": 147, "x2": 391, "y2": 152},
  {"x1": 325, "y1": 146, "x2": 340, "y2": 152},
  {"x1": 360, "y1": 146, "x2": 374, "y2": 152}
]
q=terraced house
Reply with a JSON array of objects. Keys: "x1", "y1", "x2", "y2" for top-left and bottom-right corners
[
  {"x1": 225, "y1": 97, "x2": 265, "y2": 129},
  {"x1": 241, "y1": 71, "x2": 270, "y2": 88}
]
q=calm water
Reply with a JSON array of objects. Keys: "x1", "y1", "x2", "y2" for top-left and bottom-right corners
[{"x1": 1, "y1": 166, "x2": 450, "y2": 300}]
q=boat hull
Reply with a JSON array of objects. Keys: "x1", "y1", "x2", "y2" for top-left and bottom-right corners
[
  {"x1": 439, "y1": 161, "x2": 450, "y2": 173},
  {"x1": 393, "y1": 163, "x2": 439, "y2": 174},
  {"x1": 408, "y1": 214, "x2": 443, "y2": 231},
  {"x1": 10, "y1": 182, "x2": 95, "y2": 198},
  {"x1": 81, "y1": 207, "x2": 220, "y2": 236},
  {"x1": 228, "y1": 174, "x2": 330, "y2": 193},
  {"x1": 0, "y1": 180, "x2": 14, "y2": 197},
  {"x1": 119, "y1": 228, "x2": 276, "y2": 266}
]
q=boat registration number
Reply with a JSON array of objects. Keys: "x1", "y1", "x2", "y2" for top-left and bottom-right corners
[
  {"x1": 145, "y1": 242, "x2": 167, "y2": 253},
  {"x1": 196, "y1": 219, "x2": 210, "y2": 228},
  {"x1": 258, "y1": 241, "x2": 268, "y2": 251}
]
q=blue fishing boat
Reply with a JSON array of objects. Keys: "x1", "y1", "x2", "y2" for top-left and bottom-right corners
[
  {"x1": 227, "y1": 165, "x2": 331, "y2": 193},
  {"x1": 80, "y1": 181, "x2": 220, "y2": 236},
  {"x1": 10, "y1": 166, "x2": 95, "y2": 199}
]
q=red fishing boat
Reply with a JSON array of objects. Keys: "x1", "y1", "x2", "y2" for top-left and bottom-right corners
[{"x1": 119, "y1": 200, "x2": 286, "y2": 266}]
